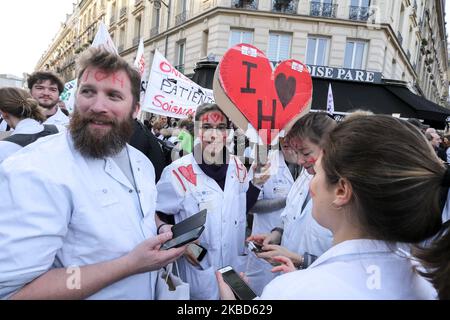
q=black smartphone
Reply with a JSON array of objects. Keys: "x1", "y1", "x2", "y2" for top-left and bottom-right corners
[
  {"x1": 171, "y1": 209, "x2": 207, "y2": 238},
  {"x1": 161, "y1": 226, "x2": 205, "y2": 250},
  {"x1": 188, "y1": 243, "x2": 207, "y2": 262},
  {"x1": 218, "y1": 266, "x2": 257, "y2": 300}
]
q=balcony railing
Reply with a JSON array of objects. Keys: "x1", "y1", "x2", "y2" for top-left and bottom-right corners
[
  {"x1": 135, "y1": 0, "x2": 143, "y2": 7},
  {"x1": 397, "y1": 31, "x2": 403, "y2": 46},
  {"x1": 271, "y1": 0, "x2": 299, "y2": 14},
  {"x1": 310, "y1": 1, "x2": 337, "y2": 18},
  {"x1": 110, "y1": 17, "x2": 116, "y2": 25},
  {"x1": 231, "y1": 0, "x2": 258, "y2": 10},
  {"x1": 118, "y1": 45, "x2": 124, "y2": 53},
  {"x1": 150, "y1": 26, "x2": 159, "y2": 37},
  {"x1": 133, "y1": 37, "x2": 140, "y2": 46},
  {"x1": 120, "y1": 7, "x2": 127, "y2": 17},
  {"x1": 175, "y1": 10, "x2": 188, "y2": 26},
  {"x1": 174, "y1": 64, "x2": 185, "y2": 74},
  {"x1": 349, "y1": 6, "x2": 369, "y2": 21}
]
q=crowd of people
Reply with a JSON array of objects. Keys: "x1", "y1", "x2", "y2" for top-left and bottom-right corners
[{"x1": 0, "y1": 47, "x2": 449, "y2": 300}]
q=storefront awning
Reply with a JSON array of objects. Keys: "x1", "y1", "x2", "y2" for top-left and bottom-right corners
[{"x1": 312, "y1": 78, "x2": 450, "y2": 129}]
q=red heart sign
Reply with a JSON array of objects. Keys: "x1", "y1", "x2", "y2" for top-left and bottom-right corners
[
  {"x1": 216, "y1": 44, "x2": 312, "y2": 144},
  {"x1": 178, "y1": 165, "x2": 197, "y2": 187}
]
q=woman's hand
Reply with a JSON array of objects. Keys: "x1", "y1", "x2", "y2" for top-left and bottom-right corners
[
  {"x1": 256, "y1": 244, "x2": 302, "y2": 267},
  {"x1": 270, "y1": 256, "x2": 297, "y2": 274}
]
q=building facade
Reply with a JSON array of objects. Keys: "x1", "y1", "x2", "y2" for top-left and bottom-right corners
[{"x1": 37, "y1": 0, "x2": 448, "y2": 107}]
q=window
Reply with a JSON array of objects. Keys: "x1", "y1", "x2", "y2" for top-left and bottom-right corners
[
  {"x1": 201, "y1": 30, "x2": 209, "y2": 57},
  {"x1": 267, "y1": 32, "x2": 292, "y2": 63},
  {"x1": 229, "y1": 29, "x2": 253, "y2": 47},
  {"x1": 351, "y1": 0, "x2": 370, "y2": 7},
  {"x1": 306, "y1": 37, "x2": 329, "y2": 66},
  {"x1": 176, "y1": 40, "x2": 186, "y2": 73},
  {"x1": 344, "y1": 40, "x2": 368, "y2": 69},
  {"x1": 135, "y1": 16, "x2": 141, "y2": 38}
]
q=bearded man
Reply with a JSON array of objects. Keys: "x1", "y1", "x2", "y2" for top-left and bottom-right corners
[
  {"x1": 27, "y1": 71, "x2": 69, "y2": 127},
  {"x1": 0, "y1": 48, "x2": 185, "y2": 300}
]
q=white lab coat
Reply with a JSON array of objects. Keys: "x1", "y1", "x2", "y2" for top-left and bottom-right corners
[
  {"x1": 246, "y1": 151, "x2": 294, "y2": 295},
  {"x1": 280, "y1": 170, "x2": 333, "y2": 257},
  {"x1": 0, "y1": 131, "x2": 158, "y2": 300},
  {"x1": 156, "y1": 153, "x2": 249, "y2": 300},
  {"x1": 260, "y1": 239, "x2": 437, "y2": 299},
  {"x1": 0, "y1": 118, "x2": 44, "y2": 163},
  {"x1": 44, "y1": 107, "x2": 69, "y2": 127}
]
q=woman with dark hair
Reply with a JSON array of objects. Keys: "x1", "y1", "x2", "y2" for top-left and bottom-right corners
[
  {"x1": 218, "y1": 115, "x2": 445, "y2": 299},
  {"x1": 0, "y1": 87, "x2": 58, "y2": 162}
]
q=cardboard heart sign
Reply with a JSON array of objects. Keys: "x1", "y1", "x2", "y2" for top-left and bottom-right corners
[{"x1": 213, "y1": 43, "x2": 312, "y2": 144}]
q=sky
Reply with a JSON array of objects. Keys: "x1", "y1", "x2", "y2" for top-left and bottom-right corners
[
  {"x1": 0, "y1": 0, "x2": 75, "y2": 78},
  {"x1": 1, "y1": 0, "x2": 450, "y2": 79}
]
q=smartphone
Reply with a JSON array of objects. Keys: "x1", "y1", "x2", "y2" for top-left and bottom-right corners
[
  {"x1": 171, "y1": 209, "x2": 207, "y2": 238},
  {"x1": 188, "y1": 243, "x2": 207, "y2": 262},
  {"x1": 218, "y1": 266, "x2": 257, "y2": 300},
  {"x1": 247, "y1": 241, "x2": 263, "y2": 253},
  {"x1": 161, "y1": 226, "x2": 205, "y2": 250}
]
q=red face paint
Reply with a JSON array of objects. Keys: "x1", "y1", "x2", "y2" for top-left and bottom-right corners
[{"x1": 83, "y1": 69, "x2": 125, "y2": 88}]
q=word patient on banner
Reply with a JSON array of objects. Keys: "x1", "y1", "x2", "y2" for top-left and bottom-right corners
[
  {"x1": 142, "y1": 50, "x2": 214, "y2": 119},
  {"x1": 213, "y1": 43, "x2": 312, "y2": 145}
]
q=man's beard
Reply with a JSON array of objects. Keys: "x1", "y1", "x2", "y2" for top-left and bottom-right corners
[
  {"x1": 38, "y1": 98, "x2": 59, "y2": 110},
  {"x1": 69, "y1": 109, "x2": 134, "y2": 159}
]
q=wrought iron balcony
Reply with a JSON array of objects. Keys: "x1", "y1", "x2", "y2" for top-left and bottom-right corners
[
  {"x1": 118, "y1": 45, "x2": 124, "y2": 53},
  {"x1": 135, "y1": 0, "x2": 143, "y2": 7},
  {"x1": 231, "y1": 0, "x2": 258, "y2": 10},
  {"x1": 349, "y1": 6, "x2": 369, "y2": 21},
  {"x1": 150, "y1": 26, "x2": 159, "y2": 37},
  {"x1": 133, "y1": 37, "x2": 140, "y2": 46},
  {"x1": 310, "y1": 1, "x2": 337, "y2": 18},
  {"x1": 175, "y1": 10, "x2": 188, "y2": 26},
  {"x1": 271, "y1": 0, "x2": 299, "y2": 14},
  {"x1": 397, "y1": 31, "x2": 403, "y2": 46},
  {"x1": 120, "y1": 7, "x2": 127, "y2": 17},
  {"x1": 110, "y1": 17, "x2": 116, "y2": 25}
]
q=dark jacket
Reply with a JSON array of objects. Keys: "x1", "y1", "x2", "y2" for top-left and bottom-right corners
[{"x1": 129, "y1": 119, "x2": 167, "y2": 183}]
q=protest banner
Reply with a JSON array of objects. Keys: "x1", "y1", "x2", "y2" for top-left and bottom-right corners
[
  {"x1": 60, "y1": 79, "x2": 77, "y2": 113},
  {"x1": 213, "y1": 43, "x2": 312, "y2": 146},
  {"x1": 141, "y1": 50, "x2": 214, "y2": 119}
]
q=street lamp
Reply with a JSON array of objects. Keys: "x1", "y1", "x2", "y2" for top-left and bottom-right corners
[{"x1": 150, "y1": 0, "x2": 171, "y2": 57}]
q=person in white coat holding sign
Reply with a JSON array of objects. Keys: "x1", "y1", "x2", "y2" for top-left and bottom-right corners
[
  {"x1": 156, "y1": 103, "x2": 269, "y2": 300},
  {"x1": 0, "y1": 48, "x2": 185, "y2": 300},
  {"x1": 218, "y1": 115, "x2": 444, "y2": 299}
]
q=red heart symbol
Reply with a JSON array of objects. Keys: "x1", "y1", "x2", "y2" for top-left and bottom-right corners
[
  {"x1": 218, "y1": 44, "x2": 312, "y2": 144},
  {"x1": 94, "y1": 71, "x2": 109, "y2": 82},
  {"x1": 178, "y1": 165, "x2": 197, "y2": 187}
]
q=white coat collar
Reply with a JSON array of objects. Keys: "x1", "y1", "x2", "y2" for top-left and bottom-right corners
[
  {"x1": 309, "y1": 239, "x2": 406, "y2": 269},
  {"x1": 12, "y1": 118, "x2": 43, "y2": 135}
]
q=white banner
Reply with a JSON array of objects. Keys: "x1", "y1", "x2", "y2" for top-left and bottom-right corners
[
  {"x1": 60, "y1": 79, "x2": 77, "y2": 113},
  {"x1": 142, "y1": 50, "x2": 214, "y2": 119},
  {"x1": 92, "y1": 22, "x2": 118, "y2": 54}
]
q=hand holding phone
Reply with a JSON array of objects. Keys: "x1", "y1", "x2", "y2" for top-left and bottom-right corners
[
  {"x1": 160, "y1": 226, "x2": 205, "y2": 250},
  {"x1": 217, "y1": 266, "x2": 257, "y2": 300},
  {"x1": 187, "y1": 243, "x2": 207, "y2": 263},
  {"x1": 247, "y1": 241, "x2": 264, "y2": 253}
]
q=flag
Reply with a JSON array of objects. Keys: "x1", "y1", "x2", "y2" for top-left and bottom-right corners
[
  {"x1": 133, "y1": 38, "x2": 147, "y2": 107},
  {"x1": 326, "y1": 83, "x2": 334, "y2": 115},
  {"x1": 92, "y1": 22, "x2": 118, "y2": 54},
  {"x1": 61, "y1": 22, "x2": 118, "y2": 113}
]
